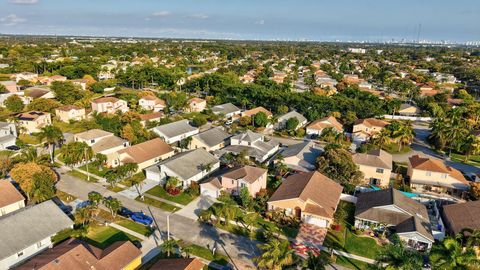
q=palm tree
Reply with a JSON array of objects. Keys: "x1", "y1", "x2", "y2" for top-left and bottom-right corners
[
  {"x1": 374, "y1": 243, "x2": 422, "y2": 270},
  {"x1": 254, "y1": 239, "x2": 295, "y2": 270},
  {"x1": 396, "y1": 122, "x2": 415, "y2": 151},
  {"x1": 302, "y1": 251, "x2": 330, "y2": 270},
  {"x1": 430, "y1": 237, "x2": 480, "y2": 270},
  {"x1": 461, "y1": 135, "x2": 480, "y2": 162},
  {"x1": 103, "y1": 197, "x2": 122, "y2": 219},
  {"x1": 372, "y1": 129, "x2": 391, "y2": 149},
  {"x1": 37, "y1": 125, "x2": 64, "y2": 163},
  {"x1": 161, "y1": 238, "x2": 179, "y2": 257},
  {"x1": 74, "y1": 205, "x2": 95, "y2": 226},
  {"x1": 465, "y1": 229, "x2": 480, "y2": 248}
]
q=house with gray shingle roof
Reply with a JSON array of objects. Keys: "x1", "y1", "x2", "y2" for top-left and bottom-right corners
[
  {"x1": 145, "y1": 148, "x2": 220, "y2": 188},
  {"x1": 0, "y1": 200, "x2": 73, "y2": 269},
  {"x1": 215, "y1": 130, "x2": 279, "y2": 163},
  {"x1": 189, "y1": 127, "x2": 231, "y2": 152},
  {"x1": 275, "y1": 111, "x2": 307, "y2": 130},
  {"x1": 211, "y1": 103, "x2": 241, "y2": 119},
  {"x1": 150, "y1": 119, "x2": 199, "y2": 144},
  {"x1": 352, "y1": 149, "x2": 392, "y2": 187},
  {"x1": 279, "y1": 141, "x2": 322, "y2": 172}
]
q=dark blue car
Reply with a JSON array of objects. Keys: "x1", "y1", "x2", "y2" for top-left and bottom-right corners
[
  {"x1": 76, "y1": 201, "x2": 91, "y2": 209},
  {"x1": 130, "y1": 212, "x2": 153, "y2": 226},
  {"x1": 118, "y1": 207, "x2": 134, "y2": 218}
]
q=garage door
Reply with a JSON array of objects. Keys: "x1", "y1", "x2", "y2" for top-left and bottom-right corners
[
  {"x1": 200, "y1": 187, "x2": 218, "y2": 198},
  {"x1": 304, "y1": 215, "x2": 328, "y2": 228}
]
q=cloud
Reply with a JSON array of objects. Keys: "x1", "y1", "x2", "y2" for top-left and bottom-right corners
[
  {"x1": 1, "y1": 14, "x2": 26, "y2": 26},
  {"x1": 9, "y1": 0, "x2": 39, "y2": 4},
  {"x1": 151, "y1": 11, "x2": 171, "y2": 17},
  {"x1": 187, "y1": 14, "x2": 209, "y2": 20},
  {"x1": 255, "y1": 19, "x2": 265, "y2": 25}
]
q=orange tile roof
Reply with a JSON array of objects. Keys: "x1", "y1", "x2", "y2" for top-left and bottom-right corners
[
  {"x1": 409, "y1": 155, "x2": 468, "y2": 184},
  {"x1": 149, "y1": 258, "x2": 204, "y2": 270},
  {"x1": 307, "y1": 116, "x2": 343, "y2": 132},
  {"x1": 354, "y1": 118, "x2": 389, "y2": 128},
  {"x1": 118, "y1": 138, "x2": 173, "y2": 164},
  {"x1": 0, "y1": 180, "x2": 24, "y2": 208},
  {"x1": 242, "y1": 106, "x2": 273, "y2": 117},
  {"x1": 92, "y1": 97, "x2": 120, "y2": 104}
]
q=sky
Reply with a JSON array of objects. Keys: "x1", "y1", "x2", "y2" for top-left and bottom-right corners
[{"x1": 0, "y1": 0, "x2": 479, "y2": 42}]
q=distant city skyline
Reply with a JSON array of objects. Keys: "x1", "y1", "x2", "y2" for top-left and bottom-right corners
[{"x1": 0, "y1": 0, "x2": 479, "y2": 42}]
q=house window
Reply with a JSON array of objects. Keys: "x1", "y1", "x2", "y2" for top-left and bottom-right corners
[
  {"x1": 90, "y1": 139, "x2": 95, "y2": 144},
  {"x1": 441, "y1": 174, "x2": 447, "y2": 179},
  {"x1": 17, "y1": 251, "x2": 24, "y2": 258},
  {"x1": 231, "y1": 180, "x2": 234, "y2": 185},
  {"x1": 36, "y1": 241, "x2": 43, "y2": 249},
  {"x1": 426, "y1": 171, "x2": 431, "y2": 176},
  {"x1": 241, "y1": 183, "x2": 247, "y2": 188},
  {"x1": 376, "y1": 168, "x2": 384, "y2": 174}
]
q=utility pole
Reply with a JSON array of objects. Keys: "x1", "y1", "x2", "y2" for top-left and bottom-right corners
[{"x1": 84, "y1": 148, "x2": 90, "y2": 182}]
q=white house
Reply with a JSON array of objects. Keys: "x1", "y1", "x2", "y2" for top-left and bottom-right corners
[
  {"x1": 0, "y1": 122, "x2": 17, "y2": 150},
  {"x1": 150, "y1": 119, "x2": 199, "y2": 144}
]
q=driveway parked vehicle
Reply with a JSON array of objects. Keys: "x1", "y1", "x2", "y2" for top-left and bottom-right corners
[{"x1": 130, "y1": 211, "x2": 153, "y2": 226}]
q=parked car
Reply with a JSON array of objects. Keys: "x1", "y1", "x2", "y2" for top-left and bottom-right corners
[
  {"x1": 118, "y1": 207, "x2": 134, "y2": 218},
  {"x1": 6, "y1": 145, "x2": 20, "y2": 151},
  {"x1": 131, "y1": 211, "x2": 153, "y2": 226},
  {"x1": 76, "y1": 201, "x2": 91, "y2": 209}
]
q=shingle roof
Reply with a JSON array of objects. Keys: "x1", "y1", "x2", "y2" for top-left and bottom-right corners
[
  {"x1": 352, "y1": 149, "x2": 393, "y2": 170},
  {"x1": 354, "y1": 118, "x2": 389, "y2": 128},
  {"x1": 149, "y1": 258, "x2": 204, "y2": 270},
  {"x1": 242, "y1": 106, "x2": 273, "y2": 117},
  {"x1": 192, "y1": 127, "x2": 231, "y2": 148},
  {"x1": 139, "y1": 112, "x2": 164, "y2": 121},
  {"x1": 92, "y1": 136, "x2": 128, "y2": 153},
  {"x1": 118, "y1": 138, "x2": 173, "y2": 164},
  {"x1": 151, "y1": 119, "x2": 198, "y2": 139},
  {"x1": 281, "y1": 141, "x2": 322, "y2": 171},
  {"x1": 0, "y1": 200, "x2": 73, "y2": 260},
  {"x1": 56, "y1": 105, "x2": 83, "y2": 111},
  {"x1": 307, "y1": 116, "x2": 343, "y2": 132},
  {"x1": 92, "y1": 97, "x2": 120, "y2": 104},
  {"x1": 442, "y1": 200, "x2": 480, "y2": 234},
  {"x1": 75, "y1": 129, "x2": 113, "y2": 141},
  {"x1": 278, "y1": 111, "x2": 307, "y2": 123},
  {"x1": 222, "y1": 165, "x2": 267, "y2": 184},
  {"x1": 211, "y1": 103, "x2": 240, "y2": 115},
  {"x1": 0, "y1": 180, "x2": 24, "y2": 208},
  {"x1": 268, "y1": 171, "x2": 343, "y2": 219},
  {"x1": 409, "y1": 155, "x2": 468, "y2": 184},
  {"x1": 231, "y1": 130, "x2": 263, "y2": 143},
  {"x1": 16, "y1": 111, "x2": 49, "y2": 121}
]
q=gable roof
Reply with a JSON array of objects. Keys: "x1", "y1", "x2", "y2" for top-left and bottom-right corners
[
  {"x1": 307, "y1": 116, "x2": 343, "y2": 132},
  {"x1": 188, "y1": 97, "x2": 205, "y2": 104},
  {"x1": 149, "y1": 258, "x2": 204, "y2": 270},
  {"x1": 278, "y1": 111, "x2": 307, "y2": 123},
  {"x1": 354, "y1": 118, "x2": 389, "y2": 128},
  {"x1": 0, "y1": 200, "x2": 73, "y2": 260},
  {"x1": 242, "y1": 106, "x2": 273, "y2": 117},
  {"x1": 0, "y1": 180, "x2": 24, "y2": 208},
  {"x1": 92, "y1": 97, "x2": 121, "y2": 104},
  {"x1": 211, "y1": 103, "x2": 241, "y2": 115},
  {"x1": 268, "y1": 171, "x2": 342, "y2": 219},
  {"x1": 408, "y1": 155, "x2": 468, "y2": 184},
  {"x1": 353, "y1": 149, "x2": 393, "y2": 170},
  {"x1": 75, "y1": 129, "x2": 113, "y2": 141},
  {"x1": 231, "y1": 130, "x2": 263, "y2": 143},
  {"x1": 151, "y1": 119, "x2": 198, "y2": 139},
  {"x1": 118, "y1": 138, "x2": 173, "y2": 164},
  {"x1": 91, "y1": 136, "x2": 128, "y2": 153},
  {"x1": 222, "y1": 165, "x2": 267, "y2": 184},
  {"x1": 139, "y1": 111, "x2": 164, "y2": 121},
  {"x1": 192, "y1": 127, "x2": 231, "y2": 148},
  {"x1": 56, "y1": 105, "x2": 83, "y2": 112},
  {"x1": 442, "y1": 200, "x2": 480, "y2": 234},
  {"x1": 281, "y1": 141, "x2": 322, "y2": 171},
  {"x1": 17, "y1": 111, "x2": 50, "y2": 121}
]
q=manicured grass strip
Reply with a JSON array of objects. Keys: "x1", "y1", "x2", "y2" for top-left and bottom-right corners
[
  {"x1": 136, "y1": 196, "x2": 178, "y2": 212},
  {"x1": 146, "y1": 185, "x2": 197, "y2": 205},
  {"x1": 67, "y1": 170, "x2": 97, "y2": 182},
  {"x1": 55, "y1": 190, "x2": 76, "y2": 203},
  {"x1": 85, "y1": 224, "x2": 139, "y2": 249},
  {"x1": 119, "y1": 172, "x2": 146, "y2": 187},
  {"x1": 107, "y1": 185, "x2": 125, "y2": 192},
  {"x1": 334, "y1": 254, "x2": 372, "y2": 269},
  {"x1": 178, "y1": 241, "x2": 229, "y2": 266},
  {"x1": 19, "y1": 134, "x2": 40, "y2": 145},
  {"x1": 79, "y1": 163, "x2": 109, "y2": 178},
  {"x1": 52, "y1": 228, "x2": 75, "y2": 244},
  {"x1": 116, "y1": 219, "x2": 153, "y2": 236}
]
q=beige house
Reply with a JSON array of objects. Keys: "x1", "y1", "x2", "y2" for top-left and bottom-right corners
[
  {"x1": 55, "y1": 105, "x2": 86, "y2": 123},
  {"x1": 200, "y1": 165, "x2": 267, "y2": 198},
  {"x1": 0, "y1": 81, "x2": 17, "y2": 93},
  {"x1": 14, "y1": 111, "x2": 52, "y2": 134},
  {"x1": 74, "y1": 129, "x2": 129, "y2": 167},
  {"x1": 352, "y1": 118, "x2": 389, "y2": 143},
  {"x1": 71, "y1": 79, "x2": 88, "y2": 91},
  {"x1": 398, "y1": 104, "x2": 421, "y2": 116},
  {"x1": 306, "y1": 116, "x2": 343, "y2": 136},
  {"x1": 114, "y1": 138, "x2": 174, "y2": 171},
  {"x1": 240, "y1": 106, "x2": 273, "y2": 119},
  {"x1": 138, "y1": 96, "x2": 166, "y2": 112},
  {"x1": 268, "y1": 171, "x2": 343, "y2": 228},
  {"x1": 186, "y1": 97, "x2": 207, "y2": 112},
  {"x1": 91, "y1": 97, "x2": 129, "y2": 114},
  {"x1": 352, "y1": 149, "x2": 392, "y2": 187},
  {"x1": 190, "y1": 127, "x2": 231, "y2": 152},
  {"x1": 139, "y1": 112, "x2": 163, "y2": 127},
  {"x1": 0, "y1": 180, "x2": 25, "y2": 216},
  {"x1": 408, "y1": 155, "x2": 470, "y2": 196}
]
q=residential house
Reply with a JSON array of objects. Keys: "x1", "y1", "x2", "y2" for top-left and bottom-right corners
[
  {"x1": 211, "y1": 103, "x2": 241, "y2": 119},
  {"x1": 13, "y1": 111, "x2": 52, "y2": 134},
  {"x1": 145, "y1": 148, "x2": 220, "y2": 188},
  {"x1": 0, "y1": 81, "x2": 17, "y2": 93},
  {"x1": 279, "y1": 141, "x2": 322, "y2": 172},
  {"x1": 352, "y1": 118, "x2": 389, "y2": 143},
  {"x1": 150, "y1": 119, "x2": 199, "y2": 144},
  {"x1": 268, "y1": 171, "x2": 342, "y2": 228},
  {"x1": 398, "y1": 104, "x2": 421, "y2": 116},
  {"x1": 114, "y1": 138, "x2": 174, "y2": 171},
  {"x1": 0, "y1": 180, "x2": 25, "y2": 217},
  {"x1": 217, "y1": 130, "x2": 279, "y2": 163},
  {"x1": 186, "y1": 97, "x2": 206, "y2": 113},
  {"x1": 38, "y1": 75, "x2": 67, "y2": 86},
  {"x1": 442, "y1": 200, "x2": 480, "y2": 235},
  {"x1": 352, "y1": 149, "x2": 393, "y2": 187},
  {"x1": 138, "y1": 96, "x2": 166, "y2": 112},
  {"x1": 22, "y1": 87, "x2": 55, "y2": 105},
  {"x1": 16, "y1": 239, "x2": 142, "y2": 270},
  {"x1": 74, "y1": 129, "x2": 129, "y2": 167},
  {"x1": 55, "y1": 105, "x2": 86, "y2": 123},
  {"x1": 148, "y1": 258, "x2": 204, "y2": 270},
  {"x1": 71, "y1": 79, "x2": 88, "y2": 91},
  {"x1": 408, "y1": 155, "x2": 470, "y2": 196},
  {"x1": 354, "y1": 189, "x2": 435, "y2": 251},
  {"x1": 189, "y1": 126, "x2": 231, "y2": 152},
  {"x1": 0, "y1": 200, "x2": 74, "y2": 269},
  {"x1": 139, "y1": 112, "x2": 163, "y2": 127},
  {"x1": 240, "y1": 106, "x2": 273, "y2": 119},
  {"x1": 200, "y1": 165, "x2": 267, "y2": 198},
  {"x1": 14, "y1": 72, "x2": 38, "y2": 83},
  {"x1": 91, "y1": 97, "x2": 129, "y2": 114},
  {"x1": 275, "y1": 111, "x2": 307, "y2": 131},
  {"x1": 343, "y1": 74, "x2": 361, "y2": 84},
  {"x1": 0, "y1": 122, "x2": 17, "y2": 150},
  {"x1": 306, "y1": 116, "x2": 343, "y2": 136}
]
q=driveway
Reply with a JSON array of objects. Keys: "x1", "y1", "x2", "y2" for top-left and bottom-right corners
[
  {"x1": 118, "y1": 178, "x2": 158, "y2": 199},
  {"x1": 176, "y1": 196, "x2": 218, "y2": 220}
]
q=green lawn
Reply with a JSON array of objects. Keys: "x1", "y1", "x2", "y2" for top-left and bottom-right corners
[
  {"x1": 450, "y1": 153, "x2": 480, "y2": 166},
  {"x1": 382, "y1": 142, "x2": 411, "y2": 154},
  {"x1": 55, "y1": 190, "x2": 76, "y2": 203},
  {"x1": 334, "y1": 254, "x2": 372, "y2": 269},
  {"x1": 19, "y1": 134, "x2": 40, "y2": 145},
  {"x1": 52, "y1": 228, "x2": 76, "y2": 244},
  {"x1": 67, "y1": 170, "x2": 97, "y2": 182},
  {"x1": 119, "y1": 172, "x2": 146, "y2": 187},
  {"x1": 136, "y1": 196, "x2": 178, "y2": 212},
  {"x1": 53, "y1": 120, "x2": 89, "y2": 134},
  {"x1": 146, "y1": 185, "x2": 197, "y2": 205},
  {"x1": 178, "y1": 241, "x2": 229, "y2": 266},
  {"x1": 116, "y1": 219, "x2": 154, "y2": 236},
  {"x1": 0, "y1": 150, "x2": 12, "y2": 157},
  {"x1": 79, "y1": 163, "x2": 109, "y2": 177},
  {"x1": 85, "y1": 224, "x2": 139, "y2": 249},
  {"x1": 107, "y1": 185, "x2": 125, "y2": 192}
]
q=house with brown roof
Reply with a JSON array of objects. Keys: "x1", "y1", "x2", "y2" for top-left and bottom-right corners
[
  {"x1": 186, "y1": 97, "x2": 206, "y2": 113},
  {"x1": 16, "y1": 239, "x2": 142, "y2": 270},
  {"x1": 398, "y1": 104, "x2": 421, "y2": 116},
  {"x1": 200, "y1": 165, "x2": 267, "y2": 198},
  {"x1": 354, "y1": 188, "x2": 435, "y2": 251},
  {"x1": 138, "y1": 95, "x2": 166, "y2": 112},
  {"x1": 267, "y1": 171, "x2": 342, "y2": 228},
  {"x1": 74, "y1": 129, "x2": 129, "y2": 167},
  {"x1": 0, "y1": 180, "x2": 25, "y2": 217},
  {"x1": 353, "y1": 149, "x2": 392, "y2": 187},
  {"x1": 240, "y1": 106, "x2": 273, "y2": 119},
  {"x1": 114, "y1": 138, "x2": 174, "y2": 171},
  {"x1": 0, "y1": 81, "x2": 17, "y2": 93},
  {"x1": 148, "y1": 258, "x2": 204, "y2": 270},
  {"x1": 21, "y1": 87, "x2": 55, "y2": 105},
  {"x1": 71, "y1": 79, "x2": 88, "y2": 91},
  {"x1": 12, "y1": 111, "x2": 52, "y2": 134},
  {"x1": 306, "y1": 116, "x2": 343, "y2": 137},
  {"x1": 352, "y1": 118, "x2": 389, "y2": 143},
  {"x1": 139, "y1": 112, "x2": 163, "y2": 127},
  {"x1": 91, "y1": 97, "x2": 128, "y2": 114},
  {"x1": 407, "y1": 155, "x2": 470, "y2": 196},
  {"x1": 442, "y1": 200, "x2": 480, "y2": 235},
  {"x1": 55, "y1": 105, "x2": 86, "y2": 123}
]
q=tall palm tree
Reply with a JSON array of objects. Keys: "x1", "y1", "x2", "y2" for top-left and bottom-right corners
[
  {"x1": 430, "y1": 237, "x2": 480, "y2": 270},
  {"x1": 161, "y1": 238, "x2": 179, "y2": 257},
  {"x1": 37, "y1": 125, "x2": 64, "y2": 163},
  {"x1": 373, "y1": 129, "x2": 391, "y2": 149},
  {"x1": 254, "y1": 239, "x2": 295, "y2": 270},
  {"x1": 461, "y1": 135, "x2": 480, "y2": 162},
  {"x1": 302, "y1": 251, "x2": 330, "y2": 270},
  {"x1": 374, "y1": 243, "x2": 422, "y2": 270},
  {"x1": 396, "y1": 122, "x2": 415, "y2": 151}
]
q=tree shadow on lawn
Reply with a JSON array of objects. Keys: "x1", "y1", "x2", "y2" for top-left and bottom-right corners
[{"x1": 85, "y1": 230, "x2": 136, "y2": 249}]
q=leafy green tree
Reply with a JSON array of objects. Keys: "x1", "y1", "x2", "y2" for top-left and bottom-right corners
[
  {"x1": 285, "y1": 117, "x2": 299, "y2": 131},
  {"x1": 0, "y1": 84, "x2": 7, "y2": 93},
  {"x1": 192, "y1": 115, "x2": 207, "y2": 127},
  {"x1": 302, "y1": 251, "x2": 330, "y2": 270},
  {"x1": 88, "y1": 191, "x2": 103, "y2": 206},
  {"x1": 161, "y1": 238, "x2": 179, "y2": 257},
  {"x1": 37, "y1": 125, "x2": 64, "y2": 163},
  {"x1": 74, "y1": 205, "x2": 95, "y2": 226},
  {"x1": 239, "y1": 187, "x2": 253, "y2": 209},
  {"x1": 5, "y1": 95, "x2": 24, "y2": 113},
  {"x1": 60, "y1": 142, "x2": 93, "y2": 167},
  {"x1": 103, "y1": 197, "x2": 122, "y2": 218},
  {"x1": 430, "y1": 237, "x2": 480, "y2": 270},
  {"x1": 253, "y1": 112, "x2": 269, "y2": 127},
  {"x1": 30, "y1": 170, "x2": 56, "y2": 203},
  {"x1": 27, "y1": 98, "x2": 61, "y2": 113},
  {"x1": 255, "y1": 239, "x2": 295, "y2": 270},
  {"x1": 374, "y1": 243, "x2": 423, "y2": 270},
  {"x1": 317, "y1": 144, "x2": 363, "y2": 188},
  {"x1": 51, "y1": 81, "x2": 84, "y2": 105}
]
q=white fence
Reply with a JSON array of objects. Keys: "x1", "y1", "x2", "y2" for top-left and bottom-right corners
[
  {"x1": 383, "y1": 115, "x2": 432, "y2": 122},
  {"x1": 340, "y1": 193, "x2": 357, "y2": 204}
]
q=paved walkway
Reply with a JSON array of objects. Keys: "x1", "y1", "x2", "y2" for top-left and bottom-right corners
[
  {"x1": 118, "y1": 178, "x2": 159, "y2": 199},
  {"x1": 176, "y1": 196, "x2": 217, "y2": 220}
]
